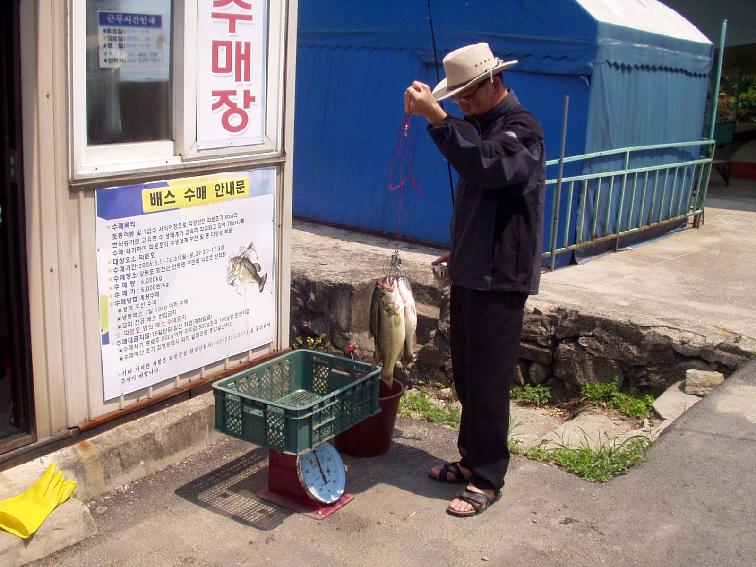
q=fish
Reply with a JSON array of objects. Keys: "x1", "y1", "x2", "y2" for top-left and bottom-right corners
[
  {"x1": 227, "y1": 255, "x2": 268, "y2": 293},
  {"x1": 369, "y1": 276, "x2": 416, "y2": 388},
  {"x1": 396, "y1": 276, "x2": 417, "y2": 364}
]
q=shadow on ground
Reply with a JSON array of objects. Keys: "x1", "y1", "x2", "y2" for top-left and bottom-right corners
[
  {"x1": 174, "y1": 422, "x2": 457, "y2": 530},
  {"x1": 340, "y1": 424, "x2": 463, "y2": 502},
  {"x1": 174, "y1": 447, "x2": 287, "y2": 531}
]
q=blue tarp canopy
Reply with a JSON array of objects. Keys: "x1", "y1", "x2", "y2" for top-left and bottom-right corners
[{"x1": 293, "y1": 0, "x2": 713, "y2": 249}]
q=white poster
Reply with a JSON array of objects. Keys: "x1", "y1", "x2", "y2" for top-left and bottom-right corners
[
  {"x1": 196, "y1": 0, "x2": 267, "y2": 149},
  {"x1": 95, "y1": 168, "x2": 277, "y2": 400},
  {"x1": 98, "y1": 11, "x2": 165, "y2": 69}
]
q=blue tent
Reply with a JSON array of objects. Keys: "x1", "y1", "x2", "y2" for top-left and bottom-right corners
[{"x1": 293, "y1": 0, "x2": 713, "y2": 251}]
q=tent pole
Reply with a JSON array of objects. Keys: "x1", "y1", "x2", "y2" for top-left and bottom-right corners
[
  {"x1": 426, "y1": 0, "x2": 456, "y2": 208},
  {"x1": 707, "y1": 19, "x2": 727, "y2": 141},
  {"x1": 550, "y1": 95, "x2": 569, "y2": 271},
  {"x1": 696, "y1": 19, "x2": 727, "y2": 228}
]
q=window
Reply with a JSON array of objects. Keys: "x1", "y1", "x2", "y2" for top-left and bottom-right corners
[
  {"x1": 85, "y1": 0, "x2": 173, "y2": 145},
  {"x1": 71, "y1": 0, "x2": 286, "y2": 179}
]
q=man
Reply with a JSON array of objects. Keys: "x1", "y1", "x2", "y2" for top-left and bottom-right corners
[{"x1": 404, "y1": 43, "x2": 545, "y2": 517}]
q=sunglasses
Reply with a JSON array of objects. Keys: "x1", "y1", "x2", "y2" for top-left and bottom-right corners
[{"x1": 451, "y1": 79, "x2": 489, "y2": 103}]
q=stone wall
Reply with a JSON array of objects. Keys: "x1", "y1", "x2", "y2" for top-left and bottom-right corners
[
  {"x1": 514, "y1": 305, "x2": 752, "y2": 400},
  {"x1": 290, "y1": 276, "x2": 392, "y2": 362},
  {"x1": 290, "y1": 277, "x2": 755, "y2": 400}
]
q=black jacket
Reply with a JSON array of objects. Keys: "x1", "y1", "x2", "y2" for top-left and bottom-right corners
[{"x1": 428, "y1": 90, "x2": 545, "y2": 294}]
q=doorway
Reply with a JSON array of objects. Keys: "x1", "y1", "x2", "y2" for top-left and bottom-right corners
[{"x1": 0, "y1": 0, "x2": 35, "y2": 453}]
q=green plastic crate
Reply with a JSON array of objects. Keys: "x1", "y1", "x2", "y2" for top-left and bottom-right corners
[{"x1": 212, "y1": 350, "x2": 380, "y2": 454}]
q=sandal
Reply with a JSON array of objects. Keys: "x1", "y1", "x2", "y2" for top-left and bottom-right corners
[
  {"x1": 427, "y1": 461, "x2": 470, "y2": 484},
  {"x1": 446, "y1": 488, "x2": 501, "y2": 517}
]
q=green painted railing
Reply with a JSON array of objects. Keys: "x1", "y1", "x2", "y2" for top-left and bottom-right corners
[{"x1": 543, "y1": 139, "x2": 716, "y2": 268}]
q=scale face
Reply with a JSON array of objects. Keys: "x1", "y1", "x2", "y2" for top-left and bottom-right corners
[{"x1": 296, "y1": 442, "x2": 346, "y2": 504}]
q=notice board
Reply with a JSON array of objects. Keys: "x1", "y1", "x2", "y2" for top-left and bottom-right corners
[{"x1": 95, "y1": 168, "x2": 276, "y2": 399}]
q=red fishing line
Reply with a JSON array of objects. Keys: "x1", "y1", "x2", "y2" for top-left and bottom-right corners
[{"x1": 387, "y1": 113, "x2": 423, "y2": 242}]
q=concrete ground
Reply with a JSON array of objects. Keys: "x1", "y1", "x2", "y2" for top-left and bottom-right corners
[
  {"x1": 1, "y1": 177, "x2": 754, "y2": 565},
  {"x1": 28, "y1": 361, "x2": 756, "y2": 567},
  {"x1": 532, "y1": 177, "x2": 756, "y2": 340}
]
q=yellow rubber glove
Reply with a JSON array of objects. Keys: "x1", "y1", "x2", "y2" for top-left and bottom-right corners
[{"x1": 0, "y1": 464, "x2": 77, "y2": 539}]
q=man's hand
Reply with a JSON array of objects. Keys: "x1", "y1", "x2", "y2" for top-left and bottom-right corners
[
  {"x1": 431, "y1": 252, "x2": 450, "y2": 266},
  {"x1": 404, "y1": 81, "x2": 447, "y2": 126},
  {"x1": 431, "y1": 251, "x2": 451, "y2": 288}
]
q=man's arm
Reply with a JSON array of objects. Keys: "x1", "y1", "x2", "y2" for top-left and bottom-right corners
[
  {"x1": 404, "y1": 80, "x2": 542, "y2": 190},
  {"x1": 429, "y1": 118, "x2": 542, "y2": 190}
]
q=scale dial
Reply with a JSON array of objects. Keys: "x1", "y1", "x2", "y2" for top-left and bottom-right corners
[{"x1": 296, "y1": 442, "x2": 346, "y2": 504}]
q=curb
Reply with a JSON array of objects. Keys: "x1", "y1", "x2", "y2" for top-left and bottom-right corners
[
  {"x1": 0, "y1": 500, "x2": 96, "y2": 567},
  {"x1": 0, "y1": 391, "x2": 219, "y2": 564}
]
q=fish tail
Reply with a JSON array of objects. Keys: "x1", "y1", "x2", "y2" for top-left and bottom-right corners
[
  {"x1": 258, "y1": 273, "x2": 268, "y2": 293},
  {"x1": 380, "y1": 367, "x2": 394, "y2": 389}
]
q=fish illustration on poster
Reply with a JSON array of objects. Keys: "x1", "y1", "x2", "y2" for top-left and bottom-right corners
[{"x1": 227, "y1": 241, "x2": 268, "y2": 295}]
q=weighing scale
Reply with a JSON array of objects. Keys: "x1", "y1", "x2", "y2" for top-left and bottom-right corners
[
  {"x1": 260, "y1": 442, "x2": 353, "y2": 519},
  {"x1": 213, "y1": 349, "x2": 382, "y2": 520}
]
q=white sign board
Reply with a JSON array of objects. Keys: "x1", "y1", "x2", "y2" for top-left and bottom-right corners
[
  {"x1": 98, "y1": 11, "x2": 164, "y2": 68},
  {"x1": 196, "y1": 0, "x2": 267, "y2": 149},
  {"x1": 95, "y1": 168, "x2": 277, "y2": 400}
]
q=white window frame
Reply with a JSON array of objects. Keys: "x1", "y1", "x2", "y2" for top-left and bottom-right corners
[{"x1": 69, "y1": 0, "x2": 287, "y2": 180}]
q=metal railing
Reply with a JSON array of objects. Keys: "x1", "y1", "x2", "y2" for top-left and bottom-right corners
[
  {"x1": 541, "y1": 19, "x2": 727, "y2": 270},
  {"x1": 542, "y1": 139, "x2": 716, "y2": 269}
]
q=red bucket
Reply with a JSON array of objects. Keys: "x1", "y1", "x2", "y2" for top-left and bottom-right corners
[{"x1": 334, "y1": 379, "x2": 406, "y2": 457}]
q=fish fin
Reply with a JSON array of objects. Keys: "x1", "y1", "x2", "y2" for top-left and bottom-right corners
[
  {"x1": 369, "y1": 282, "x2": 381, "y2": 338},
  {"x1": 370, "y1": 283, "x2": 382, "y2": 359},
  {"x1": 402, "y1": 331, "x2": 418, "y2": 364},
  {"x1": 401, "y1": 346, "x2": 413, "y2": 365},
  {"x1": 402, "y1": 301, "x2": 417, "y2": 365},
  {"x1": 258, "y1": 273, "x2": 267, "y2": 293},
  {"x1": 253, "y1": 262, "x2": 262, "y2": 272}
]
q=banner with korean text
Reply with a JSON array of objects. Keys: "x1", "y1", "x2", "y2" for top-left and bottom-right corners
[
  {"x1": 197, "y1": 0, "x2": 267, "y2": 149},
  {"x1": 95, "y1": 168, "x2": 276, "y2": 400}
]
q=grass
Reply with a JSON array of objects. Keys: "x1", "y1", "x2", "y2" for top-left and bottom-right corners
[
  {"x1": 511, "y1": 384, "x2": 551, "y2": 407},
  {"x1": 398, "y1": 390, "x2": 461, "y2": 428},
  {"x1": 526, "y1": 434, "x2": 651, "y2": 482},
  {"x1": 292, "y1": 334, "x2": 331, "y2": 352},
  {"x1": 398, "y1": 384, "x2": 652, "y2": 482},
  {"x1": 508, "y1": 415, "x2": 524, "y2": 454},
  {"x1": 581, "y1": 380, "x2": 655, "y2": 420},
  {"x1": 402, "y1": 392, "x2": 525, "y2": 455}
]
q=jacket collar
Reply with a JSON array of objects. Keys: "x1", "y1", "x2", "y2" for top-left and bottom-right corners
[{"x1": 466, "y1": 89, "x2": 520, "y2": 131}]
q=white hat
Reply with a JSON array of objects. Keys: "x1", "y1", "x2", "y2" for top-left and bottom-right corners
[{"x1": 432, "y1": 43, "x2": 518, "y2": 102}]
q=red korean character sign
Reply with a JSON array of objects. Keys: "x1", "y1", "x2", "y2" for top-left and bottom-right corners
[{"x1": 197, "y1": 0, "x2": 266, "y2": 149}]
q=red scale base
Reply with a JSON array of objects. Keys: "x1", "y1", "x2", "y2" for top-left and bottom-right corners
[{"x1": 258, "y1": 449, "x2": 353, "y2": 519}]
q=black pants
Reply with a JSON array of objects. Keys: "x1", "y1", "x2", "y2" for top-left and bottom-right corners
[{"x1": 450, "y1": 286, "x2": 527, "y2": 492}]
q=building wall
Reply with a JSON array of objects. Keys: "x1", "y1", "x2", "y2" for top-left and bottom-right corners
[
  {"x1": 19, "y1": 0, "x2": 296, "y2": 440},
  {"x1": 21, "y1": 0, "x2": 68, "y2": 438}
]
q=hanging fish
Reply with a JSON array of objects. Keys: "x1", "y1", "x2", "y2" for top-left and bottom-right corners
[
  {"x1": 396, "y1": 276, "x2": 417, "y2": 365},
  {"x1": 370, "y1": 277, "x2": 406, "y2": 388}
]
